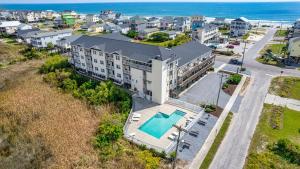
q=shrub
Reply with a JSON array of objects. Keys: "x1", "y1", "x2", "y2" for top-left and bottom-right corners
[
  {"x1": 62, "y1": 78, "x2": 77, "y2": 92},
  {"x1": 227, "y1": 74, "x2": 242, "y2": 85},
  {"x1": 94, "y1": 114, "x2": 123, "y2": 148},
  {"x1": 39, "y1": 55, "x2": 69, "y2": 73},
  {"x1": 269, "y1": 139, "x2": 300, "y2": 165},
  {"x1": 137, "y1": 150, "x2": 160, "y2": 169},
  {"x1": 222, "y1": 82, "x2": 229, "y2": 89},
  {"x1": 21, "y1": 47, "x2": 43, "y2": 59},
  {"x1": 126, "y1": 30, "x2": 138, "y2": 38}
]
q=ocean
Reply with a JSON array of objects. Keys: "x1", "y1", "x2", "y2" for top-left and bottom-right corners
[{"x1": 1, "y1": 2, "x2": 300, "y2": 23}]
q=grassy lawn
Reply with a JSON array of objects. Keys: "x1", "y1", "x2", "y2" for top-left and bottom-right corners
[
  {"x1": 269, "y1": 76, "x2": 300, "y2": 100},
  {"x1": 255, "y1": 57, "x2": 284, "y2": 67},
  {"x1": 138, "y1": 34, "x2": 191, "y2": 47},
  {"x1": 0, "y1": 41, "x2": 27, "y2": 67},
  {"x1": 199, "y1": 112, "x2": 233, "y2": 169},
  {"x1": 244, "y1": 104, "x2": 300, "y2": 169},
  {"x1": 275, "y1": 30, "x2": 288, "y2": 37},
  {"x1": 242, "y1": 33, "x2": 250, "y2": 40},
  {"x1": 260, "y1": 44, "x2": 287, "y2": 55}
]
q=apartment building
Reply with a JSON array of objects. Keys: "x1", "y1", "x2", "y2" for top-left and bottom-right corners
[
  {"x1": 192, "y1": 24, "x2": 219, "y2": 44},
  {"x1": 31, "y1": 29, "x2": 72, "y2": 48},
  {"x1": 230, "y1": 17, "x2": 251, "y2": 37},
  {"x1": 70, "y1": 36, "x2": 214, "y2": 104}
]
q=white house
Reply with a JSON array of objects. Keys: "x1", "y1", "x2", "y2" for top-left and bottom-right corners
[
  {"x1": 0, "y1": 21, "x2": 21, "y2": 35},
  {"x1": 57, "y1": 35, "x2": 82, "y2": 51},
  {"x1": 230, "y1": 17, "x2": 251, "y2": 37},
  {"x1": 192, "y1": 24, "x2": 219, "y2": 44},
  {"x1": 86, "y1": 14, "x2": 100, "y2": 23},
  {"x1": 31, "y1": 29, "x2": 72, "y2": 48},
  {"x1": 17, "y1": 23, "x2": 32, "y2": 30}
]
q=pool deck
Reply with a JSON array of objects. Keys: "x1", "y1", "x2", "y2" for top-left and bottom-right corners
[{"x1": 125, "y1": 96, "x2": 201, "y2": 152}]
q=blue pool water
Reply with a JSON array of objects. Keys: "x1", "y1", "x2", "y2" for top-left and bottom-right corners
[{"x1": 139, "y1": 110, "x2": 186, "y2": 139}]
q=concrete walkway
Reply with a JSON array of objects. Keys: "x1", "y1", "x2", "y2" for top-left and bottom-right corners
[{"x1": 265, "y1": 94, "x2": 300, "y2": 111}]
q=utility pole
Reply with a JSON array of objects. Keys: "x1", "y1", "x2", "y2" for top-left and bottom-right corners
[
  {"x1": 216, "y1": 72, "x2": 224, "y2": 107},
  {"x1": 172, "y1": 125, "x2": 188, "y2": 169},
  {"x1": 240, "y1": 40, "x2": 247, "y2": 70}
]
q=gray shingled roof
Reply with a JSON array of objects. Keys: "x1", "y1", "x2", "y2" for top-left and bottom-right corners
[
  {"x1": 31, "y1": 29, "x2": 72, "y2": 38},
  {"x1": 71, "y1": 35, "x2": 175, "y2": 62},
  {"x1": 71, "y1": 36, "x2": 211, "y2": 65},
  {"x1": 172, "y1": 40, "x2": 212, "y2": 67},
  {"x1": 99, "y1": 32, "x2": 131, "y2": 41}
]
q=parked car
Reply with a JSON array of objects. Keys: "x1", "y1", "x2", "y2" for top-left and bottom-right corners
[
  {"x1": 230, "y1": 41, "x2": 240, "y2": 45},
  {"x1": 226, "y1": 45, "x2": 235, "y2": 49},
  {"x1": 229, "y1": 58, "x2": 242, "y2": 65}
]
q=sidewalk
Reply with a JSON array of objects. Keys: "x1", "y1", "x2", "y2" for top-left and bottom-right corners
[{"x1": 265, "y1": 94, "x2": 300, "y2": 111}]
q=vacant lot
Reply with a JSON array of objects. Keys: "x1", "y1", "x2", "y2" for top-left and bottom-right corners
[
  {"x1": 0, "y1": 62, "x2": 103, "y2": 169},
  {"x1": 244, "y1": 104, "x2": 300, "y2": 169},
  {"x1": 269, "y1": 76, "x2": 300, "y2": 100},
  {"x1": 275, "y1": 30, "x2": 288, "y2": 37},
  {"x1": 0, "y1": 41, "x2": 26, "y2": 67}
]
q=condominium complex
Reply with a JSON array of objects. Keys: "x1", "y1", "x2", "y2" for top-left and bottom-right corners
[
  {"x1": 70, "y1": 36, "x2": 214, "y2": 104},
  {"x1": 230, "y1": 17, "x2": 251, "y2": 37}
]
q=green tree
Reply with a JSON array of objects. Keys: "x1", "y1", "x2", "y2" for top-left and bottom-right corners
[
  {"x1": 126, "y1": 30, "x2": 138, "y2": 38},
  {"x1": 149, "y1": 32, "x2": 170, "y2": 42},
  {"x1": 47, "y1": 42, "x2": 54, "y2": 50}
]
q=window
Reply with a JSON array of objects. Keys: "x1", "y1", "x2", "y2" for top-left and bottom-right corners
[
  {"x1": 117, "y1": 73, "x2": 121, "y2": 78},
  {"x1": 169, "y1": 80, "x2": 172, "y2": 85},
  {"x1": 94, "y1": 59, "x2": 97, "y2": 63},
  {"x1": 116, "y1": 55, "x2": 120, "y2": 60},
  {"x1": 82, "y1": 63, "x2": 85, "y2": 67},
  {"x1": 95, "y1": 67, "x2": 98, "y2": 71},
  {"x1": 81, "y1": 56, "x2": 84, "y2": 59},
  {"x1": 116, "y1": 65, "x2": 121, "y2": 69},
  {"x1": 93, "y1": 50, "x2": 96, "y2": 54},
  {"x1": 100, "y1": 60, "x2": 104, "y2": 64},
  {"x1": 101, "y1": 69, "x2": 105, "y2": 72}
]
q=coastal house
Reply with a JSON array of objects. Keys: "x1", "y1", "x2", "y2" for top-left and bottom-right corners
[
  {"x1": 16, "y1": 28, "x2": 41, "y2": 44},
  {"x1": 70, "y1": 35, "x2": 214, "y2": 104},
  {"x1": 288, "y1": 37, "x2": 300, "y2": 63},
  {"x1": 160, "y1": 16, "x2": 174, "y2": 30},
  {"x1": 17, "y1": 23, "x2": 32, "y2": 30},
  {"x1": 211, "y1": 17, "x2": 227, "y2": 26},
  {"x1": 118, "y1": 24, "x2": 130, "y2": 34},
  {"x1": 30, "y1": 29, "x2": 72, "y2": 48},
  {"x1": 100, "y1": 10, "x2": 116, "y2": 20},
  {"x1": 81, "y1": 22, "x2": 104, "y2": 33},
  {"x1": 291, "y1": 19, "x2": 300, "y2": 38},
  {"x1": 57, "y1": 35, "x2": 82, "y2": 52},
  {"x1": 230, "y1": 17, "x2": 251, "y2": 37},
  {"x1": 162, "y1": 30, "x2": 178, "y2": 40},
  {"x1": 192, "y1": 24, "x2": 219, "y2": 44},
  {"x1": 86, "y1": 14, "x2": 101, "y2": 23},
  {"x1": 147, "y1": 17, "x2": 160, "y2": 28},
  {"x1": 103, "y1": 22, "x2": 121, "y2": 32},
  {"x1": 173, "y1": 17, "x2": 191, "y2": 32},
  {"x1": 191, "y1": 15, "x2": 206, "y2": 31},
  {"x1": 0, "y1": 21, "x2": 21, "y2": 35},
  {"x1": 130, "y1": 16, "x2": 147, "y2": 32}
]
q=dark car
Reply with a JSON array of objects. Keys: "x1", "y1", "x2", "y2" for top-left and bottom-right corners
[
  {"x1": 229, "y1": 58, "x2": 242, "y2": 65},
  {"x1": 230, "y1": 41, "x2": 240, "y2": 45},
  {"x1": 226, "y1": 45, "x2": 235, "y2": 49}
]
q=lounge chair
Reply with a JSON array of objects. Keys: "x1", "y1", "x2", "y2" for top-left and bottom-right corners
[
  {"x1": 132, "y1": 117, "x2": 140, "y2": 121},
  {"x1": 132, "y1": 113, "x2": 141, "y2": 118},
  {"x1": 172, "y1": 132, "x2": 179, "y2": 137},
  {"x1": 197, "y1": 119, "x2": 207, "y2": 126},
  {"x1": 189, "y1": 130, "x2": 199, "y2": 137},
  {"x1": 168, "y1": 135, "x2": 176, "y2": 141}
]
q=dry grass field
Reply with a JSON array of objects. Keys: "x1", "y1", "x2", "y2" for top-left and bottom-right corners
[{"x1": 0, "y1": 61, "x2": 104, "y2": 169}]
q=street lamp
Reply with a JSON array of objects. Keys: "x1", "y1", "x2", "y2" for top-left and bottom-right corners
[
  {"x1": 240, "y1": 40, "x2": 247, "y2": 71},
  {"x1": 216, "y1": 72, "x2": 225, "y2": 107},
  {"x1": 172, "y1": 125, "x2": 188, "y2": 169}
]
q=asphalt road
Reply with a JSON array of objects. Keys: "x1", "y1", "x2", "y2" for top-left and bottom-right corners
[{"x1": 208, "y1": 28, "x2": 300, "y2": 169}]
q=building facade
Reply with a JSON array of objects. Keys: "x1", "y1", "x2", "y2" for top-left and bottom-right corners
[
  {"x1": 192, "y1": 24, "x2": 219, "y2": 44},
  {"x1": 31, "y1": 29, "x2": 72, "y2": 48},
  {"x1": 230, "y1": 17, "x2": 251, "y2": 37},
  {"x1": 70, "y1": 36, "x2": 214, "y2": 104},
  {"x1": 288, "y1": 37, "x2": 300, "y2": 63}
]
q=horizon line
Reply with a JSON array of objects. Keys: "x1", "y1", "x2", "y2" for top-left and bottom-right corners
[{"x1": 1, "y1": 1, "x2": 300, "y2": 5}]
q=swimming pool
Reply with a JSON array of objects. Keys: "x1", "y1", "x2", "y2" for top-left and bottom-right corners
[{"x1": 139, "y1": 110, "x2": 186, "y2": 139}]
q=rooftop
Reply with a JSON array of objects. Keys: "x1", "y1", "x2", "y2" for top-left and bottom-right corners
[{"x1": 71, "y1": 36, "x2": 212, "y2": 65}]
